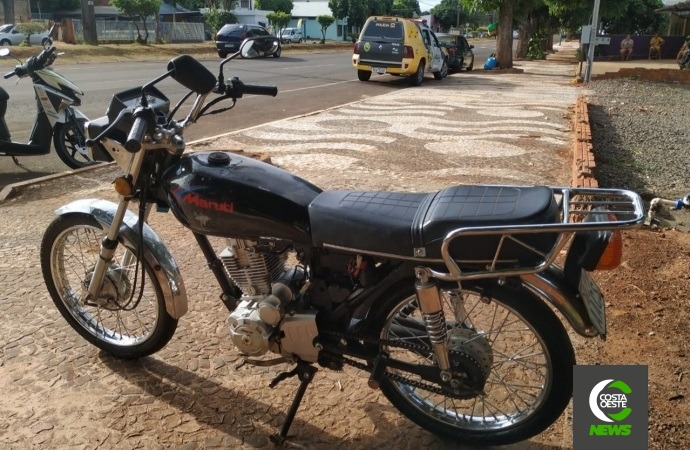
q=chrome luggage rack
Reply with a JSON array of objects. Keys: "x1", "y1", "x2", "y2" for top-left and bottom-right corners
[{"x1": 429, "y1": 187, "x2": 645, "y2": 282}]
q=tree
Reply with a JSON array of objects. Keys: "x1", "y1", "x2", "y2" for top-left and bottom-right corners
[
  {"x1": 111, "y1": 0, "x2": 163, "y2": 44},
  {"x1": 16, "y1": 22, "x2": 50, "y2": 47},
  {"x1": 255, "y1": 0, "x2": 294, "y2": 13},
  {"x1": 317, "y1": 15, "x2": 335, "y2": 43},
  {"x1": 266, "y1": 11, "x2": 291, "y2": 36},
  {"x1": 29, "y1": 0, "x2": 80, "y2": 13},
  {"x1": 328, "y1": 0, "x2": 394, "y2": 36},
  {"x1": 431, "y1": 0, "x2": 469, "y2": 31},
  {"x1": 205, "y1": 8, "x2": 238, "y2": 37},
  {"x1": 391, "y1": 0, "x2": 420, "y2": 17},
  {"x1": 461, "y1": 0, "x2": 517, "y2": 68}
]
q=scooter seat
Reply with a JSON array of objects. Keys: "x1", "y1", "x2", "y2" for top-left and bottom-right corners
[{"x1": 309, "y1": 185, "x2": 558, "y2": 264}]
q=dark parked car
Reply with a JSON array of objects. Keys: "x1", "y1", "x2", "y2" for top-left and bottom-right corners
[
  {"x1": 436, "y1": 33, "x2": 475, "y2": 72},
  {"x1": 215, "y1": 24, "x2": 281, "y2": 58}
]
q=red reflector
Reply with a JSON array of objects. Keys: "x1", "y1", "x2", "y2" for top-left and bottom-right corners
[
  {"x1": 403, "y1": 45, "x2": 414, "y2": 58},
  {"x1": 353, "y1": 42, "x2": 360, "y2": 54}
]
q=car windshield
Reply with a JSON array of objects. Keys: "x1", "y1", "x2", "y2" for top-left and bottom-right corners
[
  {"x1": 362, "y1": 21, "x2": 404, "y2": 40},
  {"x1": 0, "y1": 24, "x2": 14, "y2": 33},
  {"x1": 436, "y1": 35, "x2": 457, "y2": 46},
  {"x1": 218, "y1": 24, "x2": 245, "y2": 35}
]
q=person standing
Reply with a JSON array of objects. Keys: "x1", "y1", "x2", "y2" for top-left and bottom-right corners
[{"x1": 620, "y1": 34, "x2": 634, "y2": 61}]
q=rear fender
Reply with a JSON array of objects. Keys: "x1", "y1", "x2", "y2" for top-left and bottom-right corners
[
  {"x1": 521, "y1": 267, "x2": 598, "y2": 338},
  {"x1": 55, "y1": 198, "x2": 188, "y2": 319}
]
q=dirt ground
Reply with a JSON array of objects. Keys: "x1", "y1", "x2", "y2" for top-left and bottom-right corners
[{"x1": 579, "y1": 220, "x2": 690, "y2": 449}]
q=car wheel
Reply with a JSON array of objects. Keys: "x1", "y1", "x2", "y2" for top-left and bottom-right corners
[
  {"x1": 298, "y1": 39, "x2": 303, "y2": 44},
  {"x1": 357, "y1": 70, "x2": 371, "y2": 82},
  {"x1": 218, "y1": 51, "x2": 228, "y2": 58},
  {"x1": 273, "y1": 46, "x2": 281, "y2": 58},
  {"x1": 434, "y1": 59, "x2": 448, "y2": 80},
  {"x1": 1, "y1": 39, "x2": 11, "y2": 46},
  {"x1": 467, "y1": 57, "x2": 474, "y2": 71},
  {"x1": 410, "y1": 60, "x2": 425, "y2": 86}
]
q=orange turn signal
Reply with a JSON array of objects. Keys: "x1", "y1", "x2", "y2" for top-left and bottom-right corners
[
  {"x1": 595, "y1": 230, "x2": 623, "y2": 270},
  {"x1": 113, "y1": 176, "x2": 134, "y2": 197}
]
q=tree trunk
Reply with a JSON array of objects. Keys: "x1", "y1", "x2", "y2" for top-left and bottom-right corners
[
  {"x1": 141, "y1": 15, "x2": 150, "y2": 44},
  {"x1": 496, "y1": 3, "x2": 514, "y2": 69},
  {"x1": 515, "y1": 14, "x2": 538, "y2": 59}
]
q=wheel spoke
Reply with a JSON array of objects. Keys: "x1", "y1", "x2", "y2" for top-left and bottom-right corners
[
  {"x1": 50, "y1": 221, "x2": 160, "y2": 346},
  {"x1": 381, "y1": 288, "x2": 555, "y2": 434}
]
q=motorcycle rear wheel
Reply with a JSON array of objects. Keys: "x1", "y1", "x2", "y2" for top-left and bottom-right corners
[
  {"x1": 41, "y1": 213, "x2": 177, "y2": 359},
  {"x1": 54, "y1": 118, "x2": 99, "y2": 169},
  {"x1": 369, "y1": 282, "x2": 574, "y2": 446}
]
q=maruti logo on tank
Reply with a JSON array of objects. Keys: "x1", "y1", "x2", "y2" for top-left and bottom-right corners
[{"x1": 176, "y1": 187, "x2": 235, "y2": 213}]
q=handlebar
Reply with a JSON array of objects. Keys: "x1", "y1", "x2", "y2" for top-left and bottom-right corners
[
  {"x1": 225, "y1": 77, "x2": 278, "y2": 98},
  {"x1": 240, "y1": 83, "x2": 278, "y2": 97},
  {"x1": 124, "y1": 116, "x2": 148, "y2": 153},
  {"x1": 3, "y1": 46, "x2": 57, "y2": 81}
]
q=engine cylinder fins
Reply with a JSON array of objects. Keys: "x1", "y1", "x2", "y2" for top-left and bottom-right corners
[{"x1": 219, "y1": 239, "x2": 287, "y2": 295}]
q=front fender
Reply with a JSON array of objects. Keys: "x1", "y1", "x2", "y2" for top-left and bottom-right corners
[
  {"x1": 55, "y1": 198, "x2": 188, "y2": 319},
  {"x1": 521, "y1": 267, "x2": 599, "y2": 338}
]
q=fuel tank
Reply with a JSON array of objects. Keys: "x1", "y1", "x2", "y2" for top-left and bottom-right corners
[{"x1": 162, "y1": 151, "x2": 322, "y2": 242}]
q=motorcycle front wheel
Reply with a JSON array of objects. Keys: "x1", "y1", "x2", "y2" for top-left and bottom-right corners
[
  {"x1": 369, "y1": 282, "x2": 575, "y2": 446},
  {"x1": 53, "y1": 118, "x2": 99, "y2": 169},
  {"x1": 40, "y1": 213, "x2": 177, "y2": 359}
]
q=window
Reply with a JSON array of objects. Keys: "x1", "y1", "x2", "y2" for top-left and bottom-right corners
[{"x1": 362, "y1": 20, "x2": 404, "y2": 40}]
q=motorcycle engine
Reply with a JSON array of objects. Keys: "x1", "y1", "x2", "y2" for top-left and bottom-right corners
[
  {"x1": 219, "y1": 238, "x2": 288, "y2": 295},
  {"x1": 223, "y1": 239, "x2": 320, "y2": 362}
]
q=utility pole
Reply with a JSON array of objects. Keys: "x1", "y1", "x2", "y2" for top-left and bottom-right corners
[
  {"x1": 584, "y1": 0, "x2": 601, "y2": 83},
  {"x1": 81, "y1": 0, "x2": 99, "y2": 45}
]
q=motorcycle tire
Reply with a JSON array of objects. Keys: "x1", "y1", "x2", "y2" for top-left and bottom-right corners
[
  {"x1": 53, "y1": 118, "x2": 99, "y2": 169},
  {"x1": 367, "y1": 281, "x2": 575, "y2": 446},
  {"x1": 41, "y1": 213, "x2": 178, "y2": 359}
]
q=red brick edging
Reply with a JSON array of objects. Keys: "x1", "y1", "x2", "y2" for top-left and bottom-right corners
[{"x1": 572, "y1": 95, "x2": 598, "y2": 188}]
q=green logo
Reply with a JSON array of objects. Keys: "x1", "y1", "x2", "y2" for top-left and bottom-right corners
[
  {"x1": 589, "y1": 379, "x2": 632, "y2": 436},
  {"x1": 363, "y1": 42, "x2": 370, "y2": 52}
]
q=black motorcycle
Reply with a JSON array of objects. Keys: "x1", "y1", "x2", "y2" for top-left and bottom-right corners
[
  {"x1": 0, "y1": 27, "x2": 99, "y2": 169},
  {"x1": 40, "y1": 38, "x2": 645, "y2": 446}
]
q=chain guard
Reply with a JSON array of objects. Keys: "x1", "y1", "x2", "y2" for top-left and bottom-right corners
[{"x1": 320, "y1": 330, "x2": 487, "y2": 400}]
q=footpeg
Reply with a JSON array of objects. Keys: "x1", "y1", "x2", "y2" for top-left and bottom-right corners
[{"x1": 368, "y1": 351, "x2": 389, "y2": 389}]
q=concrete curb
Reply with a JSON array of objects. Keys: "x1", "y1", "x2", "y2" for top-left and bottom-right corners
[
  {"x1": 572, "y1": 95, "x2": 599, "y2": 188},
  {"x1": 592, "y1": 67, "x2": 690, "y2": 84},
  {"x1": 0, "y1": 162, "x2": 117, "y2": 203}
]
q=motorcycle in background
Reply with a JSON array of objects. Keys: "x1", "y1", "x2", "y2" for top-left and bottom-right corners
[
  {"x1": 0, "y1": 26, "x2": 101, "y2": 169},
  {"x1": 40, "y1": 38, "x2": 645, "y2": 446}
]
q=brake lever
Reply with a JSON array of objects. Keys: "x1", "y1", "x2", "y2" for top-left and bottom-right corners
[{"x1": 85, "y1": 109, "x2": 133, "y2": 147}]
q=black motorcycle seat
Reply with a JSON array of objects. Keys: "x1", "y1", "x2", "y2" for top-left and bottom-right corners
[{"x1": 309, "y1": 185, "x2": 559, "y2": 264}]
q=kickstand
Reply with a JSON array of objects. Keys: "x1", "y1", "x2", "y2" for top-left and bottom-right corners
[{"x1": 269, "y1": 362, "x2": 318, "y2": 445}]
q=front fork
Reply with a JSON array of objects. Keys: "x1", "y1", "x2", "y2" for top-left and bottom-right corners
[
  {"x1": 85, "y1": 151, "x2": 148, "y2": 301},
  {"x1": 415, "y1": 267, "x2": 453, "y2": 381}
]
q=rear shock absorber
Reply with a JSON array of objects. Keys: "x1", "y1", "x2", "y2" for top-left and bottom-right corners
[{"x1": 414, "y1": 267, "x2": 452, "y2": 381}]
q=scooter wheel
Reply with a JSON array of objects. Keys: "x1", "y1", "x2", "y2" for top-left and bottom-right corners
[{"x1": 54, "y1": 119, "x2": 99, "y2": 169}]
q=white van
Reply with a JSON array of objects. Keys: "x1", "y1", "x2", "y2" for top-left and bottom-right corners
[{"x1": 280, "y1": 27, "x2": 303, "y2": 44}]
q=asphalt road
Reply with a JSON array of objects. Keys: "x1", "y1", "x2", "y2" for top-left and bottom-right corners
[{"x1": 0, "y1": 43, "x2": 496, "y2": 190}]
